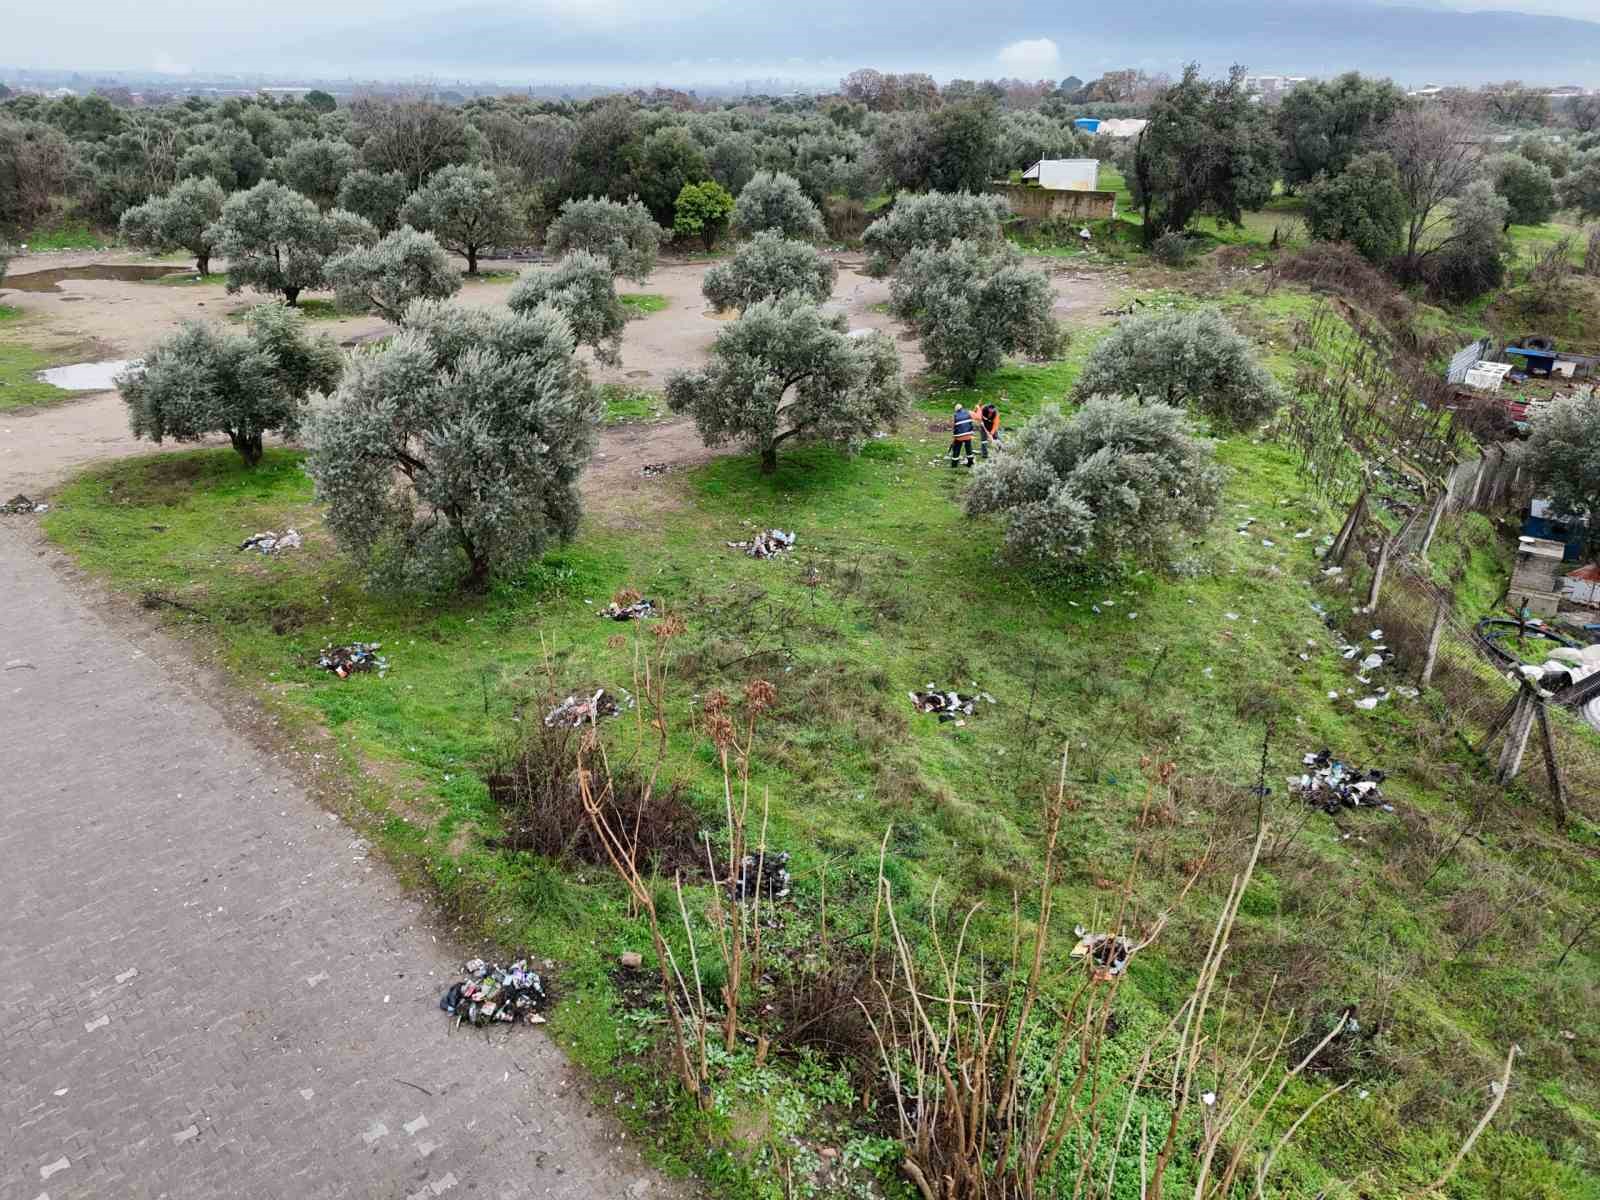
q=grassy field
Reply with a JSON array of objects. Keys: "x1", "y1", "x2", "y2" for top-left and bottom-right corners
[
  {"x1": 40, "y1": 275, "x2": 1600, "y2": 1196},
  {"x1": 599, "y1": 382, "x2": 666, "y2": 424},
  {"x1": 16, "y1": 221, "x2": 115, "y2": 251},
  {"x1": 620, "y1": 291, "x2": 670, "y2": 316}
]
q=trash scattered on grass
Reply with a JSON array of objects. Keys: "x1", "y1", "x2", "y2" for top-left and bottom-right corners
[
  {"x1": 1, "y1": 493, "x2": 48, "y2": 515},
  {"x1": 439, "y1": 958, "x2": 546, "y2": 1028},
  {"x1": 1291, "y1": 749, "x2": 1390, "y2": 814},
  {"x1": 317, "y1": 642, "x2": 387, "y2": 679},
  {"x1": 239, "y1": 528, "x2": 302, "y2": 554},
  {"x1": 728, "y1": 529, "x2": 796, "y2": 559},
  {"x1": 599, "y1": 596, "x2": 656, "y2": 621},
  {"x1": 910, "y1": 688, "x2": 996, "y2": 723},
  {"x1": 732, "y1": 850, "x2": 791, "y2": 901},
  {"x1": 1071, "y1": 927, "x2": 1132, "y2": 980},
  {"x1": 544, "y1": 687, "x2": 631, "y2": 728}
]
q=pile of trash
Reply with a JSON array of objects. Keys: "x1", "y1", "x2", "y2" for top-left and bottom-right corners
[
  {"x1": 1071, "y1": 928, "x2": 1132, "y2": 981},
  {"x1": 728, "y1": 529, "x2": 796, "y2": 559},
  {"x1": 1, "y1": 494, "x2": 48, "y2": 515},
  {"x1": 731, "y1": 849, "x2": 791, "y2": 901},
  {"x1": 238, "y1": 528, "x2": 302, "y2": 554},
  {"x1": 439, "y1": 958, "x2": 546, "y2": 1028},
  {"x1": 1290, "y1": 749, "x2": 1391, "y2": 814},
  {"x1": 909, "y1": 687, "x2": 996, "y2": 724},
  {"x1": 544, "y1": 687, "x2": 630, "y2": 728},
  {"x1": 599, "y1": 597, "x2": 656, "y2": 621},
  {"x1": 316, "y1": 642, "x2": 388, "y2": 679},
  {"x1": 639, "y1": 462, "x2": 674, "y2": 478}
]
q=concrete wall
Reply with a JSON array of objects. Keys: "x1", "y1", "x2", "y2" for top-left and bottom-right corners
[{"x1": 993, "y1": 184, "x2": 1116, "y2": 222}]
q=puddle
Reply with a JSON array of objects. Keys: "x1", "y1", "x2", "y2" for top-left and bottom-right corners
[
  {"x1": 1, "y1": 264, "x2": 180, "y2": 293},
  {"x1": 37, "y1": 359, "x2": 139, "y2": 391}
]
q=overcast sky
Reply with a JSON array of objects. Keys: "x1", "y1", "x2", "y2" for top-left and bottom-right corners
[{"x1": 7, "y1": 0, "x2": 1600, "y2": 85}]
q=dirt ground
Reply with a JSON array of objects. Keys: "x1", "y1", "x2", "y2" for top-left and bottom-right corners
[{"x1": 0, "y1": 247, "x2": 1115, "y2": 499}]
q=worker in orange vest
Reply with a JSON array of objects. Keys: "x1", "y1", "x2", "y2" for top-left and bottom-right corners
[{"x1": 978, "y1": 395, "x2": 1003, "y2": 458}]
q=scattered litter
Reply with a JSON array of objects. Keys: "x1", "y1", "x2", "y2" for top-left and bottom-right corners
[
  {"x1": 732, "y1": 850, "x2": 791, "y2": 901},
  {"x1": 239, "y1": 528, "x2": 302, "y2": 554},
  {"x1": 728, "y1": 528, "x2": 796, "y2": 558},
  {"x1": 544, "y1": 687, "x2": 630, "y2": 728},
  {"x1": 1360, "y1": 653, "x2": 1384, "y2": 672},
  {"x1": 1323, "y1": 566, "x2": 1343, "y2": 576},
  {"x1": 317, "y1": 643, "x2": 387, "y2": 679},
  {"x1": 1294, "y1": 530, "x2": 1313, "y2": 540},
  {"x1": 909, "y1": 688, "x2": 995, "y2": 722},
  {"x1": 1369, "y1": 629, "x2": 1383, "y2": 640},
  {"x1": 1225, "y1": 612, "x2": 1240, "y2": 621},
  {"x1": 1, "y1": 493, "x2": 48, "y2": 515},
  {"x1": 599, "y1": 597, "x2": 656, "y2": 621},
  {"x1": 1354, "y1": 696, "x2": 1382, "y2": 710},
  {"x1": 1070, "y1": 927, "x2": 1132, "y2": 980},
  {"x1": 1201, "y1": 1092, "x2": 1217, "y2": 1107},
  {"x1": 638, "y1": 462, "x2": 674, "y2": 478},
  {"x1": 440, "y1": 958, "x2": 546, "y2": 1028},
  {"x1": 1291, "y1": 749, "x2": 1388, "y2": 814}
]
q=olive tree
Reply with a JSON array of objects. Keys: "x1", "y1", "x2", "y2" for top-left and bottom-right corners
[
  {"x1": 270, "y1": 137, "x2": 358, "y2": 209},
  {"x1": 305, "y1": 300, "x2": 602, "y2": 592},
  {"x1": 732, "y1": 171, "x2": 826, "y2": 241},
  {"x1": 665, "y1": 296, "x2": 906, "y2": 473},
  {"x1": 1521, "y1": 391, "x2": 1600, "y2": 556},
  {"x1": 964, "y1": 398, "x2": 1223, "y2": 569},
  {"x1": 701, "y1": 230, "x2": 836, "y2": 311},
  {"x1": 673, "y1": 180, "x2": 735, "y2": 249},
  {"x1": 206, "y1": 180, "x2": 376, "y2": 305},
  {"x1": 117, "y1": 176, "x2": 226, "y2": 274},
  {"x1": 889, "y1": 241, "x2": 1060, "y2": 384},
  {"x1": 1559, "y1": 153, "x2": 1600, "y2": 221},
  {"x1": 506, "y1": 250, "x2": 626, "y2": 365},
  {"x1": 116, "y1": 303, "x2": 342, "y2": 466},
  {"x1": 400, "y1": 163, "x2": 519, "y2": 275},
  {"x1": 1487, "y1": 153, "x2": 1555, "y2": 229},
  {"x1": 862, "y1": 190, "x2": 1009, "y2": 276},
  {"x1": 1073, "y1": 307, "x2": 1282, "y2": 433},
  {"x1": 324, "y1": 226, "x2": 461, "y2": 323},
  {"x1": 336, "y1": 168, "x2": 410, "y2": 235},
  {"x1": 544, "y1": 195, "x2": 665, "y2": 284}
]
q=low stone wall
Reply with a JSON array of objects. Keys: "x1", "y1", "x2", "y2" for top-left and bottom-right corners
[{"x1": 992, "y1": 183, "x2": 1116, "y2": 222}]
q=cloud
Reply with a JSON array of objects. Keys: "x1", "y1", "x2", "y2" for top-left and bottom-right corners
[{"x1": 995, "y1": 37, "x2": 1060, "y2": 77}]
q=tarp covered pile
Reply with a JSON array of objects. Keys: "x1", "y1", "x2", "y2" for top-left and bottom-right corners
[
  {"x1": 317, "y1": 642, "x2": 387, "y2": 678},
  {"x1": 439, "y1": 958, "x2": 546, "y2": 1028}
]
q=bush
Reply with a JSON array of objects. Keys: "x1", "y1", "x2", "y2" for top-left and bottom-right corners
[
  {"x1": 665, "y1": 296, "x2": 905, "y2": 472},
  {"x1": 732, "y1": 171, "x2": 826, "y2": 241},
  {"x1": 1487, "y1": 152, "x2": 1556, "y2": 229},
  {"x1": 1423, "y1": 180, "x2": 1508, "y2": 303},
  {"x1": 323, "y1": 225, "x2": 461, "y2": 323},
  {"x1": 672, "y1": 180, "x2": 735, "y2": 250},
  {"x1": 117, "y1": 303, "x2": 342, "y2": 466},
  {"x1": 1073, "y1": 307, "x2": 1282, "y2": 433},
  {"x1": 862, "y1": 190, "x2": 1009, "y2": 276},
  {"x1": 305, "y1": 300, "x2": 601, "y2": 591},
  {"x1": 889, "y1": 240, "x2": 1060, "y2": 384},
  {"x1": 964, "y1": 398, "x2": 1223, "y2": 569},
  {"x1": 1301, "y1": 151, "x2": 1408, "y2": 265},
  {"x1": 701, "y1": 230, "x2": 837, "y2": 311},
  {"x1": 1149, "y1": 231, "x2": 1199, "y2": 266},
  {"x1": 544, "y1": 195, "x2": 665, "y2": 283},
  {"x1": 336, "y1": 168, "x2": 410, "y2": 235},
  {"x1": 399, "y1": 163, "x2": 520, "y2": 275},
  {"x1": 116, "y1": 176, "x2": 226, "y2": 275},
  {"x1": 206, "y1": 180, "x2": 376, "y2": 306},
  {"x1": 507, "y1": 250, "x2": 627, "y2": 366}
]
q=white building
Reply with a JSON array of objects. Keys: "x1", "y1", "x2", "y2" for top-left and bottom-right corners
[{"x1": 1021, "y1": 159, "x2": 1100, "y2": 191}]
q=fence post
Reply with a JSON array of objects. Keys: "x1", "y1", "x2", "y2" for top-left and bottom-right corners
[
  {"x1": 1366, "y1": 536, "x2": 1393, "y2": 613},
  {"x1": 1420, "y1": 596, "x2": 1449, "y2": 688},
  {"x1": 1418, "y1": 491, "x2": 1448, "y2": 561},
  {"x1": 1495, "y1": 689, "x2": 1536, "y2": 784},
  {"x1": 1328, "y1": 487, "x2": 1368, "y2": 567},
  {"x1": 1533, "y1": 701, "x2": 1570, "y2": 827}
]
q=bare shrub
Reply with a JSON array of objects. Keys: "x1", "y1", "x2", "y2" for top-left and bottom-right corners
[{"x1": 1271, "y1": 241, "x2": 1416, "y2": 336}]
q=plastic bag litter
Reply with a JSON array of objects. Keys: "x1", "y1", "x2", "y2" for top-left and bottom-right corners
[
  {"x1": 1, "y1": 493, "x2": 49, "y2": 515},
  {"x1": 1291, "y1": 749, "x2": 1388, "y2": 814},
  {"x1": 440, "y1": 958, "x2": 546, "y2": 1027},
  {"x1": 731, "y1": 850, "x2": 791, "y2": 901},
  {"x1": 599, "y1": 598, "x2": 656, "y2": 621},
  {"x1": 728, "y1": 529, "x2": 796, "y2": 558},
  {"x1": 317, "y1": 642, "x2": 387, "y2": 678},
  {"x1": 910, "y1": 689, "x2": 996, "y2": 722},
  {"x1": 544, "y1": 687, "x2": 631, "y2": 728},
  {"x1": 1071, "y1": 927, "x2": 1133, "y2": 979},
  {"x1": 239, "y1": 528, "x2": 302, "y2": 554}
]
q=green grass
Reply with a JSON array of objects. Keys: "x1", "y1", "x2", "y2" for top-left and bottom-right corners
[
  {"x1": 18, "y1": 221, "x2": 114, "y2": 251},
  {"x1": 39, "y1": 283, "x2": 1600, "y2": 1197},
  {"x1": 599, "y1": 382, "x2": 665, "y2": 424},
  {"x1": 0, "y1": 309, "x2": 107, "y2": 411},
  {"x1": 619, "y1": 292, "x2": 669, "y2": 317}
]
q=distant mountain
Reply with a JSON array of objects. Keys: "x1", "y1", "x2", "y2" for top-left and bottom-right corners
[{"x1": 276, "y1": 0, "x2": 1600, "y2": 86}]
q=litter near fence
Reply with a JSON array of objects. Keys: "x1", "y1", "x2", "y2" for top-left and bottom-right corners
[
  {"x1": 2, "y1": 494, "x2": 49, "y2": 515},
  {"x1": 728, "y1": 529, "x2": 796, "y2": 559},
  {"x1": 316, "y1": 642, "x2": 387, "y2": 678},
  {"x1": 909, "y1": 687, "x2": 996, "y2": 724},
  {"x1": 439, "y1": 958, "x2": 546, "y2": 1029},
  {"x1": 544, "y1": 687, "x2": 631, "y2": 728},
  {"x1": 1071, "y1": 928, "x2": 1132, "y2": 980},
  {"x1": 1290, "y1": 749, "x2": 1392, "y2": 814},
  {"x1": 599, "y1": 597, "x2": 656, "y2": 621},
  {"x1": 239, "y1": 528, "x2": 302, "y2": 554},
  {"x1": 732, "y1": 849, "x2": 791, "y2": 901}
]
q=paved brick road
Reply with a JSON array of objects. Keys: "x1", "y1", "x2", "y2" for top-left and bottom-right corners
[{"x1": 0, "y1": 526, "x2": 681, "y2": 1200}]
